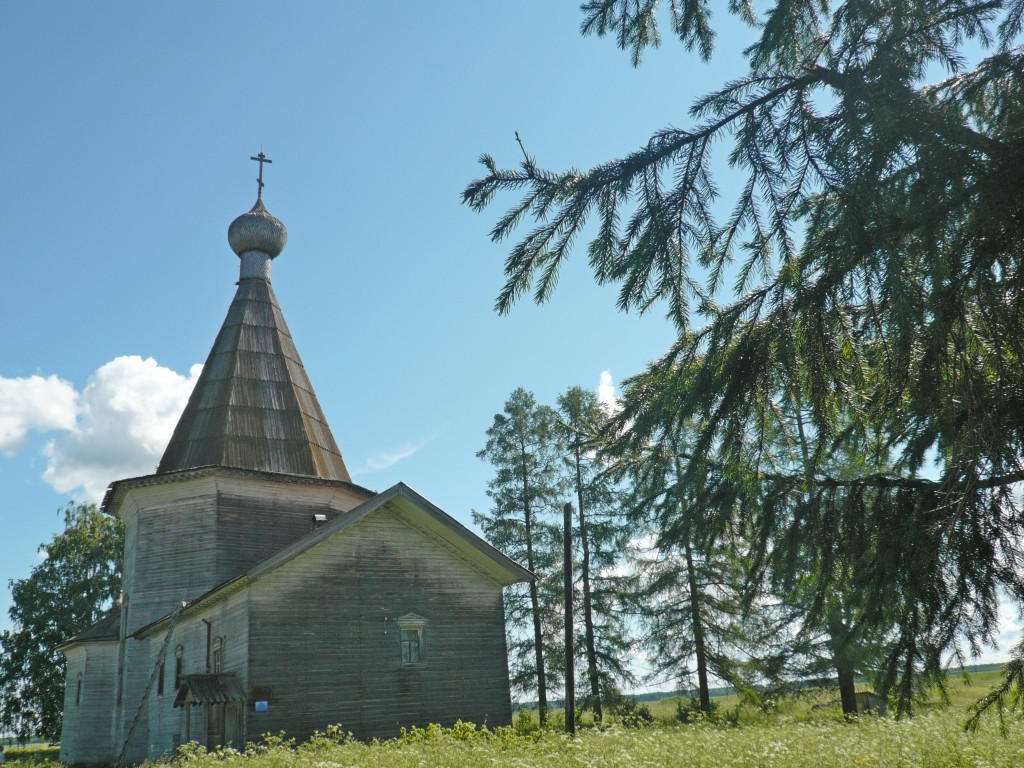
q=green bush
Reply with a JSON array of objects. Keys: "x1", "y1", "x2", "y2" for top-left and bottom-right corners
[
  {"x1": 610, "y1": 697, "x2": 654, "y2": 728},
  {"x1": 514, "y1": 709, "x2": 539, "y2": 735},
  {"x1": 675, "y1": 696, "x2": 720, "y2": 724}
]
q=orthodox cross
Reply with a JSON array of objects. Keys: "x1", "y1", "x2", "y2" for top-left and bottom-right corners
[{"x1": 250, "y1": 151, "x2": 273, "y2": 198}]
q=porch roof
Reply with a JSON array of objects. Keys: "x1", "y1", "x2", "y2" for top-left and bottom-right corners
[{"x1": 173, "y1": 673, "x2": 246, "y2": 708}]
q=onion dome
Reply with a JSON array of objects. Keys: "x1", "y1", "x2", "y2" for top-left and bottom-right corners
[{"x1": 227, "y1": 197, "x2": 288, "y2": 258}]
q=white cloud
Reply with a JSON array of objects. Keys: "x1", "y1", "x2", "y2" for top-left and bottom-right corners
[
  {"x1": 358, "y1": 437, "x2": 432, "y2": 474},
  {"x1": 598, "y1": 369, "x2": 621, "y2": 414},
  {"x1": 0, "y1": 374, "x2": 78, "y2": 454},
  {"x1": 41, "y1": 356, "x2": 201, "y2": 502},
  {"x1": 976, "y1": 591, "x2": 1024, "y2": 665}
]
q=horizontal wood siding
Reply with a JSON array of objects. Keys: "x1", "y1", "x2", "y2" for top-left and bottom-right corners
[
  {"x1": 121, "y1": 476, "x2": 369, "y2": 633},
  {"x1": 145, "y1": 594, "x2": 250, "y2": 757},
  {"x1": 60, "y1": 642, "x2": 118, "y2": 765},
  {"x1": 212, "y1": 481, "x2": 365, "y2": 582},
  {"x1": 247, "y1": 507, "x2": 513, "y2": 741},
  {"x1": 125, "y1": 497, "x2": 218, "y2": 631},
  {"x1": 116, "y1": 635, "x2": 154, "y2": 764}
]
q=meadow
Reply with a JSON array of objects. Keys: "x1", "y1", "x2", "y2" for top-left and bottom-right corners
[{"x1": 3, "y1": 670, "x2": 1021, "y2": 768}]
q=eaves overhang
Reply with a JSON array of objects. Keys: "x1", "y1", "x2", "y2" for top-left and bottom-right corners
[{"x1": 101, "y1": 464, "x2": 376, "y2": 515}]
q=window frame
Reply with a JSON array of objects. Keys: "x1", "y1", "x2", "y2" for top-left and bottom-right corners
[
  {"x1": 174, "y1": 644, "x2": 184, "y2": 689},
  {"x1": 397, "y1": 613, "x2": 427, "y2": 666},
  {"x1": 212, "y1": 636, "x2": 224, "y2": 673}
]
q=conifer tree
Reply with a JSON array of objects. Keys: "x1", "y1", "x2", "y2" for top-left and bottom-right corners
[
  {"x1": 465, "y1": 1, "x2": 1024, "y2": 716},
  {"x1": 474, "y1": 388, "x2": 563, "y2": 723},
  {"x1": 554, "y1": 386, "x2": 635, "y2": 721},
  {"x1": 617, "y1": 422, "x2": 762, "y2": 711}
]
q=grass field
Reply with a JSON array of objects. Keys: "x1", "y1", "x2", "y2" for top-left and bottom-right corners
[
  {"x1": 2, "y1": 670, "x2": 1020, "y2": 767},
  {"x1": 1, "y1": 743, "x2": 59, "y2": 765}
]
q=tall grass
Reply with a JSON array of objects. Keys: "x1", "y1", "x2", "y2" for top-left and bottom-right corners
[
  {"x1": 173, "y1": 712, "x2": 1022, "y2": 768},
  {"x1": 7, "y1": 670, "x2": 1020, "y2": 768}
]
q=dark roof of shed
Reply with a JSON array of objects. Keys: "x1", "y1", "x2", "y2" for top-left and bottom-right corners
[
  {"x1": 58, "y1": 606, "x2": 121, "y2": 649},
  {"x1": 157, "y1": 275, "x2": 350, "y2": 481}
]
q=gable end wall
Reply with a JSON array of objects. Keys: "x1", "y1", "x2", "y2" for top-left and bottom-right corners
[{"x1": 246, "y1": 507, "x2": 513, "y2": 740}]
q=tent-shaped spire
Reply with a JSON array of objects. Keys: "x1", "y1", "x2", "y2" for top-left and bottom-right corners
[{"x1": 157, "y1": 179, "x2": 350, "y2": 481}]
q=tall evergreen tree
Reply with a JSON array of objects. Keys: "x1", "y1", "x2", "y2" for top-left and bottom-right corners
[
  {"x1": 0, "y1": 502, "x2": 124, "y2": 741},
  {"x1": 555, "y1": 386, "x2": 635, "y2": 721},
  {"x1": 474, "y1": 388, "x2": 563, "y2": 723},
  {"x1": 465, "y1": 1, "x2": 1024, "y2": 715},
  {"x1": 618, "y1": 424, "x2": 762, "y2": 711}
]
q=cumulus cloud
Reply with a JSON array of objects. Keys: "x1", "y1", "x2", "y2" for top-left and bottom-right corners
[
  {"x1": 0, "y1": 374, "x2": 78, "y2": 454},
  {"x1": 985, "y1": 592, "x2": 1024, "y2": 663},
  {"x1": 598, "y1": 369, "x2": 621, "y2": 414},
  {"x1": 40, "y1": 356, "x2": 201, "y2": 502}
]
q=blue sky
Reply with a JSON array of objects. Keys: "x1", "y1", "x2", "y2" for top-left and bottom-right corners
[{"x1": 0, "y1": 3, "x2": 1016, "y2": 674}]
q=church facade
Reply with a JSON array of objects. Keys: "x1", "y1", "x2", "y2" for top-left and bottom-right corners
[{"x1": 58, "y1": 163, "x2": 530, "y2": 765}]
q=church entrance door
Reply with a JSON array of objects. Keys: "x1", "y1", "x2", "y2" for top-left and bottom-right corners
[{"x1": 208, "y1": 703, "x2": 225, "y2": 749}]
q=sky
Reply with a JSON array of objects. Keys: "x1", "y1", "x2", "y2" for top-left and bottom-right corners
[{"x1": 0, "y1": 2, "x2": 1017, "y2": 675}]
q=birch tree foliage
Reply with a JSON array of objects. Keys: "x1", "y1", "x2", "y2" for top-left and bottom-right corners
[
  {"x1": 0, "y1": 503, "x2": 123, "y2": 741},
  {"x1": 465, "y1": 1, "x2": 1024, "y2": 716}
]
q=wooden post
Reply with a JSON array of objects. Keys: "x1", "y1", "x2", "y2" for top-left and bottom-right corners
[{"x1": 563, "y1": 502, "x2": 576, "y2": 735}]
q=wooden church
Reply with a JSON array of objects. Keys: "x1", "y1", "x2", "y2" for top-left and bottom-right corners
[{"x1": 57, "y1": 157, "x2": 530, "y2": 765}]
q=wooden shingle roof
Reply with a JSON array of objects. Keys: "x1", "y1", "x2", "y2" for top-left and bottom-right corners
[
  {"x1": 57, "y1": 606, "x2": 121, "y2": 649},
  {"x1": 174, "y1": 674, "x2": 246, "y2": 707},
  {"x1": 157, "y1": 273, "x2": 351, "y2": 481}
]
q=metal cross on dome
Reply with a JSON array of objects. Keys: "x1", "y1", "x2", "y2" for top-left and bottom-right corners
[{"x1": 251, "y1": 151, "x2": 273, "y2": 198}]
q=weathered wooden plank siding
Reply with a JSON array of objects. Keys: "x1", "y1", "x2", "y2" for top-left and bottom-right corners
[
  {"x1": 115, "y1": 636, "x2": 155, "y2": 764},
  {"x1": 247, "y1": 507, "x2": 513, "y2": 741},
  {"x1": 120, "y1": 484, "x2": 218, "y2": 632},
  {"x1": 212, "y1": 482, "x2": 364, "y2": 581},
  {"x1": 59, "y1": 642, "x2": 118, "y2": 765},
  {"x1": 113, "y1": 473, "x2": 368, "y2": 763},
  {"x1": 144, "y1": 593, "x2": 251, "y2": 756},
  {"x1": 121, "y1": 476, "x2": 368, "y2": 634}
]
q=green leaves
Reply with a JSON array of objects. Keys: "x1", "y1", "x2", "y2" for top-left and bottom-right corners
[
  {"x1": 0, "y1": 502, "x2": 124, "y2": 741},
  {"x1": 466, "y1": 0, "x2": 1024, "y2": 718},
  {"x1": 477, "y1": 388, "x2": 636, "y2": 713},
  {"x1": 580, "y1": 1, "x2": 718, "y2": 66}
]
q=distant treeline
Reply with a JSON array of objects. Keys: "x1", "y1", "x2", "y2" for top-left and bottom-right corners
[{"x1": 517, "y1": 663, "x2": 1009, "y2": 711}]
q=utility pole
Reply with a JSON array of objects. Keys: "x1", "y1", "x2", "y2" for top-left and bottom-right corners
[{"x1": 563, "y1": 502, "x2": 576, "y2": 734}]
